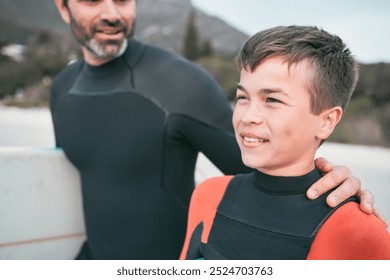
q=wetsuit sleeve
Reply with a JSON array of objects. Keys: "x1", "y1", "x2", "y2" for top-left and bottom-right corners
[
  {"x1": 180, "y1": 176, "x2": 233, "y2": 260},
  {"x1": 50, "y1": 77, "x2": 62, "y2": 147},
  {"x1": 167, "y1": 114, "x2": 251, "y2": 175},
  {"x1": 50, "y1": 61, "x2": 82, "y2": 148},
  {"x1": 137, "y1": 44, "x2": 251, "y2": 175},
  {"x1": 307, "y1": 202, "x2": 390, "y2": 259}
]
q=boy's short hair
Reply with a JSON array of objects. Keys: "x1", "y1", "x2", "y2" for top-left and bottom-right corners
[{"x1": 237, "y1": 25, "x2": 359, "y2": 115}]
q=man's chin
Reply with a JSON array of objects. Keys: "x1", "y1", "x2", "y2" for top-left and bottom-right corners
[{"x1": 87, "y1": 39, "x2": 128, "y2": 59}]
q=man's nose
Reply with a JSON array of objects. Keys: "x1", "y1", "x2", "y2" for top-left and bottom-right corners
[{"x1": 100, "y1": 0, "x2": 121, "y2": 22}]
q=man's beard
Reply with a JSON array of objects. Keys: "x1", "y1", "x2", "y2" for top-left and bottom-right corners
[{"x1": 69, "y1": 13, "x2": 135, "y2": 60}]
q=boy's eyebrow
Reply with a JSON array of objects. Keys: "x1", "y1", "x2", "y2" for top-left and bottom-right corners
[{"x1": 236, "y1": 84, "x2": 291, "y2": 98}]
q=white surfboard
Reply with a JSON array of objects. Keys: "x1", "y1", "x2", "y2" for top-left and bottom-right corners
[
  {"x1": 0, "y1": 147, "x2": 223, "y2": 260},
  {"x1": 0, "y1": 147, "x2": 85, "y2": 260}
]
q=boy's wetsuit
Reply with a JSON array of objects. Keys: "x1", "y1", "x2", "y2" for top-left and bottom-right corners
[
  {"x1": 181, "y1": 169, "x2": 390, "y2": 260},
  {"x1": 50, "y1": 39, "x2": 249, "y2": 260}
]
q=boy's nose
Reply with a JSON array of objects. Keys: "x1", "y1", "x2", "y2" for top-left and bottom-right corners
[{"x1": 241, "y1": 103, "x2": 264, "y2": 125}]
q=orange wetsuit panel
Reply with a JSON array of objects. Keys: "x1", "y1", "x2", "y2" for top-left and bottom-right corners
[
  {"x1": 307, "y1": 202, "x2": 390, "y2": 259},
  {"x1": 179, "y1": 176, "x2": 233, "y2": 259}
]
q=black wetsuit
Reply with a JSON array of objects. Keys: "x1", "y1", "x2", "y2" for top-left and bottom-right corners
[
  {"x1": 50, "y1": 39, "x2": 249, "y2": 260},
  {"x1": 183, "y1": 169, "x2": 357, "y2": 260}
]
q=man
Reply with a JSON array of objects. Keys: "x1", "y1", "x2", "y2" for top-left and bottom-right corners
[{"x1": 51, "y1": 0, "x2": 377, "y2": 260}]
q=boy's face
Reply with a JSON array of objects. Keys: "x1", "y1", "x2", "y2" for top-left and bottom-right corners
[{"x1": 233, "y1": 56, "x2": 324, "y2": 176}]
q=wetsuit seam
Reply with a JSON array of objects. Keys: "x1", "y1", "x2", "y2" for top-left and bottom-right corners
[
  {"x1": 159, "y1": 114, "x2": 191, "y2": 211},
  {"x1": 123, "y1": 39, "x2": 147, "y2": 69},
  {"x1": 52, "y1": 61, "x2": 84, "y2": 114},
  {"x1": 51, "y1": 61, "x2": 84, "y2": 148},
  {"x1": 62, "y1": 90, "x2": 170, "y2": 117},
  {"x1": 121, "y1": 42, "x2": 147, "y2": 87},
  {"x1": 216, "y1": 175, "x2": 244, "y2": 213},
  {"x1": 215, "y1": 212, "x2": 312, "y2": 241},
  {"x1": 127, "y1": 62, "x2": 135, "y2": 88}
]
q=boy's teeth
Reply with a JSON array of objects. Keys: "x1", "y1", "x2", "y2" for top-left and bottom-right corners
[{"x1": 244, "y1": 137, "x2": 267, "y2": 143}]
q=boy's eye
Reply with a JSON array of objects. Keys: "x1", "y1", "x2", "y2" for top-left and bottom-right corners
[
  {"x1": 266, "y1": 97, "x2": 281, "y2": 103},
  {"x1": 234, "y1": 95, "x2": 248, "y2": 102},
  {"x1": 82, "y1": 0, "x2": 100, "y2": 3}
]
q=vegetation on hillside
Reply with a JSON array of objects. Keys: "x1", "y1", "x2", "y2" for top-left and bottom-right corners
[
  {"x1": 182, "y1": 10, "x2": 213, "y2": 61},
  {"x1": 0, "y1": 30, "x2": 74, "y2": 107}
]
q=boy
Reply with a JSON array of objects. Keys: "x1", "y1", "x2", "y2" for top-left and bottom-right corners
[{"x1": 180, "y1": 25, "x2": 390, "y2": 260}]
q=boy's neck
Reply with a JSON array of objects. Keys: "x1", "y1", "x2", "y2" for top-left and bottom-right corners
[{"x1": 257, "y1": 161, "x2": 316, "y2": 177}]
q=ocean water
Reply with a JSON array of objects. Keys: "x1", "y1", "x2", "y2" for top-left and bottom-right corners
[{"x1": 1, "y1": 106, "x2": 389, "y2": 221}]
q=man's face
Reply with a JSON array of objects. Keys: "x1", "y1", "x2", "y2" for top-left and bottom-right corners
[
  {"x1": 233, "y1": 56, "x2": 324, "y2": 176},
  {"x1": 62, "y1": 0, "x2": 136, "y2": 65}
]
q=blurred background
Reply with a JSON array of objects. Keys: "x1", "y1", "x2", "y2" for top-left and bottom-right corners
[
  {"x1": 0, "y1": 0, "x2": 389, "y2": 218},
  {"x1": 1, "y1": 0, "x2": 389, "y2": 147}
]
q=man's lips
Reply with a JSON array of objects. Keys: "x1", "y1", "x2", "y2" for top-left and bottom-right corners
[
  {"x1": 94, "y1": 29, "x2": 124, "y2": 39},
  {"x1": 96, "y1": 28, "x2": 123, "y2": 35},
  {"x1": 93, "y1": 29, "x2": 125, "y2": 42}
]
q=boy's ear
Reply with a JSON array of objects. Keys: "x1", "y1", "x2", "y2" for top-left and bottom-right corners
[
  {"x1": 316, "y1": 106, "x2": 343, "y2": 140},
  {"x1": 54, "y1": 0, "x2": 71, "y2": 24}
]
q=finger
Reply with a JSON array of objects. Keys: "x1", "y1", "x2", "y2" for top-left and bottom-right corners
[
  {"x1": 324, "y1": 176, "x2": 360, "y2": 207},
  {"x1": 357, "y1": 190, "x2": 388, "y2": 226},
  {"x1": 307, "y1": 166, "x2": 354, "y2": 200},
  {"x1": 372, "y1": 207, "x2": 389, "y2": 228},
  {"x1": 356, "y1": 188, "x2": 374, "y2": 215},
  {"x1": 314, "y1": 157, "x2": 333, "y2": 173}
]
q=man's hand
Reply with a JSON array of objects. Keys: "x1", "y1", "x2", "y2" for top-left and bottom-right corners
[{"x1": 307, "y1": 157, "x2": 388, "y2": 227}]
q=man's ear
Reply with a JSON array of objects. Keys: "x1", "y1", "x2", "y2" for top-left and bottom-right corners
[
  {"x1": 316, "y1": 106, "x2": 343, "y2": 140},
  {"x1": 54, "y1": 0, "x2": 71, "y2": 24}
]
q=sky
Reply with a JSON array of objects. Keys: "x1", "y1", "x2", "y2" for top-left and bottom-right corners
[{"x1": 192, "y1": 0, "x2": 390, "y2": 64}]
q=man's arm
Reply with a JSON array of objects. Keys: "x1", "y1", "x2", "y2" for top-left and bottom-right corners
[{"x1": 50, "y1": 60, "x2": 83, "y2": 148}]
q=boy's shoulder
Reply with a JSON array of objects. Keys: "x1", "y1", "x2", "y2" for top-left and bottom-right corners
[
  {"x1": 191, "y1": 176, "x2": 234, "y2": 213},
  {"x1": 188, "y1": 176, "x2": 234, "y2": 246},
  {"x1": 308, "y1": 201, "x2": 390, "y2": 259}
]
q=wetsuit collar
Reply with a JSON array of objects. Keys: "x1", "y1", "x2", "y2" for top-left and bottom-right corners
[
  {"x1": 81, "y1": 39, "x2": 145, "y2": 78},
  {"x1": 123, "y1": 39, "x2": 146, "y2": 67},
  {"x1": 253, "y1": 168, "x2": 322, "y2": 194}
]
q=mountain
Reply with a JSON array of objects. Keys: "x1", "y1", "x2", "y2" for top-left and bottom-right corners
[{"x1": 0, "y1": 0, "x2": 249, "y2": 57}]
